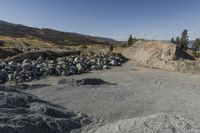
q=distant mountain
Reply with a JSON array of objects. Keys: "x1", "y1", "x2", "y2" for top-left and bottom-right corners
[{"x1": 0, "y1": 20, "x2": 119, "y2": 45}]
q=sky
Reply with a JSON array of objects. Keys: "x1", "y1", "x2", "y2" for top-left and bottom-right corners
[{"x1": 0, "y1": 0, "x2": 200, "y2": 40}]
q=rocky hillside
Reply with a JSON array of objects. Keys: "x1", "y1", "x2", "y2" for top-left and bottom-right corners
[{"x1": 0, "y1": 20, "x2": 119, "y2": 45}]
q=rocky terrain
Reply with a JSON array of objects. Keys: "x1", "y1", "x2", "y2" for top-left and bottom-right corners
[{"x1": 2, "y1": 21, "x2": 200, "y2": 133}]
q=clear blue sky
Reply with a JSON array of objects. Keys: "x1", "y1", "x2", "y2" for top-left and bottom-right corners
[{"x1": 0, "y1": 0, "x2": 200, "y2": 40}]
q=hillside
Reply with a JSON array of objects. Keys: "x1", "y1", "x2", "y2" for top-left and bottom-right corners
[{"x1": 0, "y1": 20, "x2": 119, "y2": 45}]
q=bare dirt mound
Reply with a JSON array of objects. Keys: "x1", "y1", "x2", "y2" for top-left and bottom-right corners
[
  {"x1": 94, "y1": 113, "x2": 200, "y2": 133},
  {"x1": 123, "y1": 40, "x2": 196, "y2": 72},
  {"x1": 0, "y1": 85, "x2": 91, "y2": 133}
]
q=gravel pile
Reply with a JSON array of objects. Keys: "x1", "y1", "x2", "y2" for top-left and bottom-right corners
[
  {"x1": 0, "y1": 85, "x2": 91, "y2": 133},
  {"x1": 94, "y1": 113, "x2": 200, "y2": 133},
  {"x1": 0, "y1": 53, "x2": 127, "y2": 83}
]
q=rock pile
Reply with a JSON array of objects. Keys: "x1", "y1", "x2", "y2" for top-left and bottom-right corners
[
  {"x1": 0, "y1": 53, "x2": 127, "y2": 83},
  {"x1": 0, "y1": 85, "x2": 91, "y2": 133}
]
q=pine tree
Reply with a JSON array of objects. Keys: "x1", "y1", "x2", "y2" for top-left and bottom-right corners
[
  {"x1": 180, "y1": 29, "x2": 189, "y2": 51},
  {"x1": 193, "y1": 38, "x2": 200, "y2": 56},
  {"x1": 175, "y1": 36, "x2": 180, "y2": 46},
  {"x1": 109, "y1": 45, "x2": 113, "y2": 51},
  {"x1": 171, "y1": 38, "x2": 175, "y2": 44},
  {"x1": 128, "y1": 34, "x2": 133, "y2": 47}
]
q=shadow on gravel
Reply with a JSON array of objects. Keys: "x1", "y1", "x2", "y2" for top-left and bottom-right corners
[
  {"x1": 57, "y1": 78, "x2": 117, "y2": 86},
  {"x1": 8, "y1": 83, "x2": 51, "y2": 90}
]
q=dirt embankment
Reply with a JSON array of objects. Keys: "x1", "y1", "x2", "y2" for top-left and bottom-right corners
[{"x1": 122, "y1": 40, "x2": 200, "y2": 73}]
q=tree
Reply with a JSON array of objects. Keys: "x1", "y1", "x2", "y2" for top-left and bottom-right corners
[
  {"x1": 128, "y1": 34, "x2": 133, "y2": 47},
  {"x1": 171, "y1": 38, "x2": 175, "y2": 44},
  {"x1": 109, "y1": 45, "x2": 113, "y2": 51},
  {"x1": 179, "y1": 29, "x2": 189, "y2": 51},
  {"x1": 193, "y1": 38, "x2": 200, "y2": 56},
  {"x1": 175, "y1": 36, "x2": 180, "y2": 46}
]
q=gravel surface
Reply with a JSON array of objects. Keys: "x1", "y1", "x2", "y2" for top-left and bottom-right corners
[{"x1": 25, "y1": 61, "x2": 200, "y2": 132}]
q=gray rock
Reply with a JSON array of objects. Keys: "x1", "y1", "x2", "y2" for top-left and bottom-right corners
[
  {"x1": 61, "y1": 70, "x2": 70, "y2": 76},
  {"x1": 23, "y1": 59, "x2": 31, "y2": 64},
  {"x1": 16, "y1": 76, "x2": 25, "y2": 83},
  {"x1": 110, "y1": 59, "x2": 117, "y2": 66},
  {"x1": 0, "y1": 69, "x2": 8, "y2": 84},
  {"x1": 76, "y1": 63, "x2": 84, "y2": 73},
  {"x1": 103, "y1": 65, "x2": 110, "y2": 69},
  {"x1": 37, "y1": 56, "x2": 45, "y2": 63},
  {"x1": 22, "y1": 63, "x2": 32, "y2": 71}
]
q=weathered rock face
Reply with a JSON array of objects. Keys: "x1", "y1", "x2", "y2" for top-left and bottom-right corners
[
  {"x1": 0, "y1": 53, "x2": 127, "y2": 84},
  {"x1": 0, "y1": 85, "x2": 91, "y2": 133},
  {"x1": 123, "y1": 40, "x2": 196, "y2": 72},
  {"x1": 94, "y1": 113, "x2": 200, "y2": 133}
]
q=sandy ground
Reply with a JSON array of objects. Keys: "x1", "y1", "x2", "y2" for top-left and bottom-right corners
[{"x1": 25, "y1": 61, "x2": 200, "y2": 132}]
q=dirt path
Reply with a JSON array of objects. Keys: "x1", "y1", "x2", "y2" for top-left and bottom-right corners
[{"x1": 26, "y1": 61, "x2": 200, "y2": 131}]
